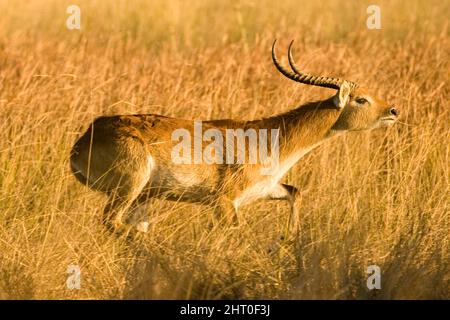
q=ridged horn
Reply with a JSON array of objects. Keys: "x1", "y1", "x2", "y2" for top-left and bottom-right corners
[{"x1": 272, "y1": 39, "x2": 358, "y2": 90}]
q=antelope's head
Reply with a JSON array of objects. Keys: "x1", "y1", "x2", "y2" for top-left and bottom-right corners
[{"x1": 272, "y1": 40, "x2": 399, "y2": 131}]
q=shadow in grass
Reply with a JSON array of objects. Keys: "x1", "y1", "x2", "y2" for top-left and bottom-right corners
[{"x1": 121, "y1": 238, "x2": 249, "y2": 300}]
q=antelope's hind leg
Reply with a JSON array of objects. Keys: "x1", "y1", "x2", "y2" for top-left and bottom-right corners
[
  {"x1": 102, "y1": 156, "x2": 154, "y2": 233},
  {"x1": 125, "y1": 195, "x2": 153, "y2": 234}
]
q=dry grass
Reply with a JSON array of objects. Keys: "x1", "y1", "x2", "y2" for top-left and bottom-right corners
[{"x1": 0, "y1": 0, "x2": 448, "y2": 299}]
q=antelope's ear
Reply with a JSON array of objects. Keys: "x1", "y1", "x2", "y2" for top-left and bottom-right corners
[{"x1": 334, "y1": 81, "x2": 352, "y2": 109}]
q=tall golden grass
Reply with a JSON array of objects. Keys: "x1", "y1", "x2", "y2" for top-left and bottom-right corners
[{"x1": 0, "y1": 0, "x2": 448, "y2": 299}]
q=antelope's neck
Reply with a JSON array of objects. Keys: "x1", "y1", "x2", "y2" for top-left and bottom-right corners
[{"x1": 261, "y1": 99, "x2": 342, "y2": 164}]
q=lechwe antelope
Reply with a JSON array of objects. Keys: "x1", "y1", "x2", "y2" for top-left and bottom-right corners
[{"x1": 70, "y1": 40, "x2": 399, "y2": 234}]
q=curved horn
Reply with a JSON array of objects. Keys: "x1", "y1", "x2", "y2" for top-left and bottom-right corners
[
  {"x1": 287, "y1": 40, "x2": 304, "y2": 75},
  {"x1": 272, "y1": 39, "x2": 358, "y2": 90}
]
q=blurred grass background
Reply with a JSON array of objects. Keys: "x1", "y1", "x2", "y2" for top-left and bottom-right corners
[{"x1": 0, "y1": 0, "x2": 448, "y2": 299}]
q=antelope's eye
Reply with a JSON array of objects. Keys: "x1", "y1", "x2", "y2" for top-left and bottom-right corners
[{"x1": 355, "y1": 97, "x2": 368, "y2": 105}]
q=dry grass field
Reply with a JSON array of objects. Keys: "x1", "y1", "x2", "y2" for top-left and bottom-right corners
[{"x1": 0, "y1": 0, "x2": 448, "y2": 299}]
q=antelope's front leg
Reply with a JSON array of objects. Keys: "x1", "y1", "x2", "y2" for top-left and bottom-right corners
[
  {"x1": 212, "y1": 196, "x2": 239, "y2": 227},
  {"x1": 267, "y1": 183, "x2": 301, "y2": 235}
]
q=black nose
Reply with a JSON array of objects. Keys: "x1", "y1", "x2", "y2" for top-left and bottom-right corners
[{"x1": 389, "y1": 107, "x2": 398, "y2": 116}]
